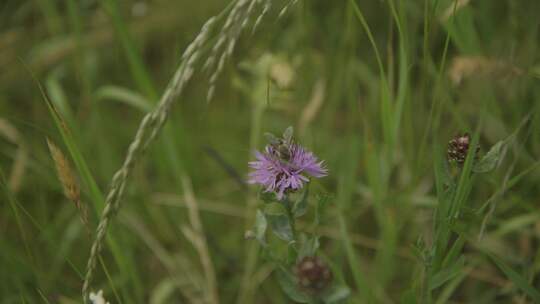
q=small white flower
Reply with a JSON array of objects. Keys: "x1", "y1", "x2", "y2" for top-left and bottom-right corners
[{"x1": 89, "y1": 290, "x2": 110, "y2": 304}]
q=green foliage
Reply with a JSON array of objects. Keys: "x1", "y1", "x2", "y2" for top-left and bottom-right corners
[
  {"x1": 253, "y1": 209, "x2": 268, "y2": 246},
  {"x1": 95, "y1": 85, "x2": 152, "y2": 112},
  {"x1": 429, "y1": 256, "x2": 465, "y2": 290},
  {"x1": 276, "y1": 267, "x2": 351, "y2": 304},
  {"x1": 254, "y1": 174, "x2": 348, "y2": 302},
  {"x1": 293, "y1": 187, "x2": 309, "y2": 218},
  {"x1": 297, "y1": 235, "x2": 319, "y2": 261},
  {"x1": 276, "y1": 268, "x2": 312, "y2": 303},
  {"x1": 488, "y1": 253, "x2": 540, "y2": 302},
  {"x1": 264, "y1": 202, "x2": 294, "y2": 242},
  {"x1": 473, "y1": 141, "x2": 506, "y2": 173},
  {"x1": 2, "y1": 0, "x2": 540, "y2": 302}
]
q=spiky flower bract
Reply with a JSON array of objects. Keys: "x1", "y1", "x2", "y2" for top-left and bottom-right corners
[{"x1": 248, "y1": 128, "x2": 327, "y2": 200}]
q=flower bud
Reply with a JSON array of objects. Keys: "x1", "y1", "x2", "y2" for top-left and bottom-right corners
[
  {"x1": 293, "y1": 256, "x2": 332, "y2": 293},
  {"x1": 447, "y1": 133, "x2": 478, "y2": 165}
]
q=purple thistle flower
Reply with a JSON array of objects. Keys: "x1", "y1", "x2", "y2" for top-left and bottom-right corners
[{"x1": 248, "y1": 137, "x2": 327, "y2": 200}]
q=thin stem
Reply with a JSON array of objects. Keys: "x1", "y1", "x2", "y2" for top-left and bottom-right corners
[{"x1": 283, "y1": 196, "x2": 298, "y2": 243}]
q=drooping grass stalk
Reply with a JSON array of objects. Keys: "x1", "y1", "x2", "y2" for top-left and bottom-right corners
[
  {"x1": 100, "y1": 0, "x2": 187, "y2": 180},
  {"x1": 252, "y1": 0, "x2": 271, "y2": 34},
  {"x1": 278, "y1": 0, "x2": 299, "y2": 18},
  {"x1": 205, "y1": 0, "x2": 262, "y2": 101},
  {"x1": 29, "y1": 70, "x2": 136, "y2": 302},
  {"x1": 82, "y1": 0, "x2": 277, "y2": 301},
  {"x1": 181, "y1": 176, "x2": 220, "y2": 304},
  {"x1": 81, "y1": 15, "x2": 217, "y2": 302},
  {"x1": 25, "y1": 61, "x2": 133, "y2": 302},
  {"x1": 98, "y1": 1, "x2": 186, "y2": 298}
]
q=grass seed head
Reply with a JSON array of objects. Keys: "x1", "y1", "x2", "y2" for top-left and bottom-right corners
[{"x1": 46, "y1": 138, "x2": 88, "y2": 227}]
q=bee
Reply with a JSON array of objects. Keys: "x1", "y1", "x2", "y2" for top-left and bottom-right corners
[
  {"x1": 265, "y1": 126, "x2": 294, "y2": 161},
  {"x1": 274, "y1": 140, "x2": 292, "y2": 161}
]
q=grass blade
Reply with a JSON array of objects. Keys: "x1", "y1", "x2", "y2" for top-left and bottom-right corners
[{"x1": 487, "y1": 253, "x2": 540, "y2": 302}]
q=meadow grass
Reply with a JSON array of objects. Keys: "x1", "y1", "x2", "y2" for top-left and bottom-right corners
[{"x1": 1, "y1": 0, "x2": 540, "y2": 303}]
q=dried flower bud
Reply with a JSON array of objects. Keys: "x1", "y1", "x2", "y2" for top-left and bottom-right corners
[
  {"x1": 447, "y1": 133, "x2": 478, "y2": 165},
  {"x1": 293, "y1": 256, "x2": 332, "y2": 293}
]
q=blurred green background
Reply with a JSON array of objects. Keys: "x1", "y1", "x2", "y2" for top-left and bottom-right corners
[{"x1": 1, "y1": 0, "x2": 540, "y2": 303}]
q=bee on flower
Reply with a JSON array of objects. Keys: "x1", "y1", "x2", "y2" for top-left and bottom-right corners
[{"x1": 248, "y1": 127, "x2": 327, "y2": 200}]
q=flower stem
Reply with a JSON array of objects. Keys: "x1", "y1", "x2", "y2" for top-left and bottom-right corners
[{"x1": 283, "y1": 196, "x2": 298, "y2": 244}]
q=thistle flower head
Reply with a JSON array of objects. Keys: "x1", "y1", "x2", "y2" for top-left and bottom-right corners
[
  {"x1": 248, "y1": 127, "x2": 327, "y2": 200},
  {"x1": 293, "y1": 256, "x2": 333, "y2": 293}
]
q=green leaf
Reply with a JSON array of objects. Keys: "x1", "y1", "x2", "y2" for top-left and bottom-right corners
[
  {"x1": 293, "y1": 187, "x2": 309, "y2": 218},
  {"x1": 267, "y1": 214, "x2": 294, "y2": 242},
  {"x1": 265, "y1": 202, "x2": 287, "y2": 216},
  {"x1": 494, "y1": 213, "x2": 540, "y2": 237},
  {"x1": 487, "y1": 253, "x2": 540, "y2": 302},
  {"x1": 430, "y1": 256, "x2": 465, "y2": 290},
  {"x1": 473, "y1": 141, "x2": 505, "y2": 173},
  {"x1": 399, "y1": 289, "x2": 417, "y2": 304},
  {"x1": 46, "y1": 73, "x2": 73, "y2": 122},
  {"x1": 287, "y1": 242, "x2": 299, "y2": 265},
  {"x1": 254, "y1": 210, "x2": 267, "y2": 246},
  {"x1": 265, "y1": 203, "x2": 293, "y2": 242},
  {"x1": 259, "y1": 190, "x2": 277, "y2": 204},
  {"x1": 322, "y1": 285, "x2": 351, "y2": 303},
  {"x1": 449, "y1": 208, "x2": 480, "y2": 237},
  {"x1": 297, "y1": 235, "x2": 320, "y2": 260},
  {"x1": 441, "y1": 236, "x2": 466, "y2": 270},
  {"x1": 95, "y1": 85, "x2": 153, "y2": 112},
  {"x1": 275, "y1": 268, "x2": 311, "y2": 303},
  {"x1": 435, "y1": 271, "x2": 468, "y2": 304}
]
